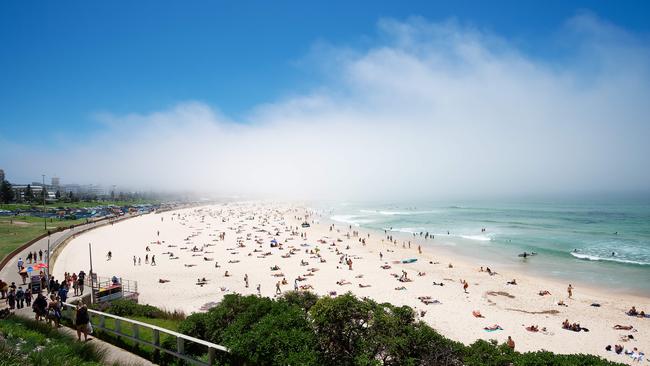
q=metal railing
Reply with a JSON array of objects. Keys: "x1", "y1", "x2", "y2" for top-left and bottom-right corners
[{"x1": 60, "y1": 302, "x2": 229, "y2": 366}]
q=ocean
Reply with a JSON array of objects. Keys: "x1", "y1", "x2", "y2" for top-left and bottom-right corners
[{"x1": 321, "y1": 200, "x2": 650, "y2": 296}]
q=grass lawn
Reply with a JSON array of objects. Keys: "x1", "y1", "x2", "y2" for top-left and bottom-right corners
[
  {"x1": 0, "y1": 216, "x2": 87, "y2": 262},
  {"x1": 0, "y1": 315, "x2": 107, "y2": 366},
  {"x1": 100, "y1": 316, "x2": 180, "y2": 347}
]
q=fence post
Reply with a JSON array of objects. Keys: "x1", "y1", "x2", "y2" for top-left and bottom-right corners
[
  {"x1": 132, "y1": 324, "x2": 139, "y2": 340},
  {"x1": 208, "y1": 347, "x2": 216, "y2": 365},
  {"x1": 115, "y1": 319, "x2": 121, "y2": 334},
  {"x1": 177, "y1": 337, "x2": 185, "y2": 355},
  {"x1": 153, "y1": 329, "x2": 160, "y2": 346},
  {"x1": 99, "y1": 315, "x2": 105, "y2": 329}
]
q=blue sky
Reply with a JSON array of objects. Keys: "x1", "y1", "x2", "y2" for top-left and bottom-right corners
[
  {"x1": 1, "y1": 1, "x2": 649, "y2": 198},
  {"x1": 1, "y1": 1, "x2": 648, "y2": 145}
]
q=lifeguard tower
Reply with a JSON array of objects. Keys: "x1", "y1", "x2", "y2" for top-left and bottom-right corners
[{"x1": 91, "y1": 274, "x2": 139, "y2": 304}]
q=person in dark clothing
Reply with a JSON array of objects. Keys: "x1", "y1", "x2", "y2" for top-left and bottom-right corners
[
  {"x1": 15, "y1": 287, "x2": 24, "y2": 309},
  {"x1": 6, "y1": 289, "x2": 16, "y2": 309},
  {"x1": 33, "y1": 293, "x2": 47, "y2": 321},
  {"x1": 25, "y1": 287, "x2": 32, "y2": 307},
  {"x1": 58, "y1": 285, "x2": 68, "y2": 303},
  {"x1": 75, "y1": 303, "x2": 90, "y2": 341}
]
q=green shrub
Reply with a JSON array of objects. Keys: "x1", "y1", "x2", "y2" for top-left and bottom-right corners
[{"x1": 169, "y1": 292, "x2": 624, "y2": 366}]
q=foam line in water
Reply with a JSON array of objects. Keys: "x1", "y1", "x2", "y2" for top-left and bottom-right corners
[
  {"x1": 360, "y1": 209, "x2": 439, "y2": 215},
  {"x1": 570, "y1": 252, "x2": 649, "y2": 266}
]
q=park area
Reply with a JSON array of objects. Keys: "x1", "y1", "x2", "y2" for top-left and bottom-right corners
[{"x1": 0, "y1": 215, "x2": 87, "y2": 262}]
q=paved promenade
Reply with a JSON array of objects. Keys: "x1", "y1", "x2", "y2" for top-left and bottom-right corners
[{"x1": 13, "y1": 307, "x2": 155, "y2": 366}]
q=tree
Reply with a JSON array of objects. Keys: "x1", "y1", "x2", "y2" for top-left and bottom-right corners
[
  {"x1": 55, "y1": 190, "x2": 61, "y2": 199},
  {"x1": 24, "y1": 184, "x2": 33, "y2": 202},
  {"x1": 0, "y1": 180, "x2": 15, "y2": 203}
]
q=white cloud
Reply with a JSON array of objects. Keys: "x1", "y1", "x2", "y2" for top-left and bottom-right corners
[{"x1": 3, "y1": 14, "x2": 649, "y2": 200}]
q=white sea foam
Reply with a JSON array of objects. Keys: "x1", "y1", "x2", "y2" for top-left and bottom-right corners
[
  {"x1": 384, "y1": 227, "x2": 424, "y2": 234},
  {"x1": 330, "y1": 215, "x2": 374, "y2": 227},
  {"x1": 459, "y1": 234, "x2": 492, "y2": 242},
  {"x1": 570, "y1": 252, "x2": 649, "y2": 266},
  {"x1": 360, "y1": 209, "x2": 438, "y2": 216}
]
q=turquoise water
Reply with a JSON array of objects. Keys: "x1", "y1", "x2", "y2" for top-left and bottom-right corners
[{"x1": 323, "y1": 200, "x2": 650, "y2": 296}]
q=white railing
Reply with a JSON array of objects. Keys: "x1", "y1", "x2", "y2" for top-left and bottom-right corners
[{"x1": 60, "y1": 302, "x2": 229, "y2": 366}]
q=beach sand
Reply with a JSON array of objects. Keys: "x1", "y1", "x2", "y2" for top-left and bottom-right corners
[{"x1": 52, "y1": 202, "x2": 650, "y2": 364}]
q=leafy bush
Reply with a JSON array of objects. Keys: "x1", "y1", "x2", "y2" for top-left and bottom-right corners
[
  {"x1": 172, "y1": 292, "x2": 623, "y2": 366},
  {"x1": 101, "y1": 299, "x2": 185, "y2": 320}
]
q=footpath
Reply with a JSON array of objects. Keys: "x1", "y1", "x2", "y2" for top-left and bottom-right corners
[
  {"x1": 1, "y1": 214, "x2": 156, "y2": 366},
  {"x1": 12, "y1": 307, "x2": 155, "y2": 366}
]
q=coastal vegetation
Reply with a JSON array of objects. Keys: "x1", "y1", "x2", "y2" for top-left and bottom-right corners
[
  {"x1": 0, "y1": 315, "x2": 107, "y2": 366},
  {"x1": 174, "y1": 292, "x2": 624, "y2": 366}
]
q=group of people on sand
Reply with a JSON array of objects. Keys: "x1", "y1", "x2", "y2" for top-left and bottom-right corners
[
  {"x1": 627, "y1": 306, "x2": 648, "y2": 318},
  {"x1": 562, "y1": 318, "x2": 589, "y2": 332},
  {"x1": 605, "y1": 344, "x2": 645, "y2": 362}
]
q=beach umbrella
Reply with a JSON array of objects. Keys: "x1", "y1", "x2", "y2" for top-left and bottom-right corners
[{"x1": 27, "y1": 267, "x2": 33, "y2": 272}]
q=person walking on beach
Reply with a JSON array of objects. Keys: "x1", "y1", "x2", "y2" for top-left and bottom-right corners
[
  {"x1": 151, "y1": 255, "x2": 156, "y2": 266},
  {"x1": 275, "y1": 281, "x2": 281, "y2": 295},
  {"x1": 256, "y1": 284, "x2": 261, "y2": 296},
  {"x1": 244, "y1": 274, "x2": 249, "y2": 288},
  {"x1": 567, "y1": 284, "x2": 574, "y2": 299},
  {"x1": 507, "y1": 336, "x2": 515, "y2": 350},
  {"x1": 133, "y1": 256, "x2": 136, "y2": 266},
  {"x1": 463, "y1": 280, "x2": 469, "y2": 293}
]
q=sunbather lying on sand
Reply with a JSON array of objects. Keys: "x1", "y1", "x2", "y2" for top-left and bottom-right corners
[
  {"x1": 484, "y1": 324, "x2": 503, "y2": 331},
  {"x1": 381, "y1": 265, "x2": 391, "y2": 269},
  {"x1": 336, "y1": 280, "x2": 351, "y2": 286},
  {"x1": 158, "y1": 279, "x2": 170, "y2": 283},
  {"x1": 525, "y1": 325, "x2": 539, "y2": 332},
  {"x1": 395, "y1": 286, "x2": 407, "y2": 290},
  {"x1": 421, "y1": 298, "x2": 440, "y2": 305},
  {"x1": 472, "y1": 310, "x2": 484, "y2": 318},
  {"x1": 432, "y1": 282, "x2": 445, "y2": 286},
  {"x1": 538, "y1": 290, "x2": 551, "y2": 296},
  {"x1": 358, "y1": 283, "x2": 371, "y2": 288},
  {"x1": 614, "y1": 325, "x2": 634, "y2": 330}
]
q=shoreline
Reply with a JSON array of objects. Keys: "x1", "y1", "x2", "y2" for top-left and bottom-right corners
[
  {"x1": 52, "y1": 202, "x2": 650, "y2": 365},
  {"x1": 321, "y1": 213, "x2": 650, "y2": 302}
]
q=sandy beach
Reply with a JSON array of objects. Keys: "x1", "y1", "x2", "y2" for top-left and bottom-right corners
[{"x1": 52, "y1": 202, "x2": 649, "y2": 364}]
